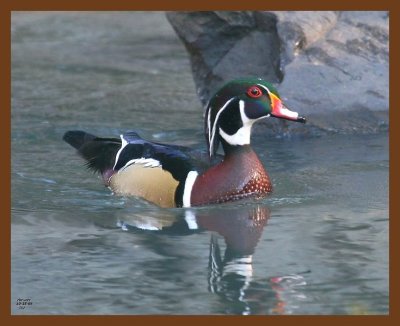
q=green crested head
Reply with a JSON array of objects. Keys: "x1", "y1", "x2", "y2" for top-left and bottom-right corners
[
  {"x1": 205, "y1": 77, "x2": 306, "y2": 157},
  {"x1": 223, "y1": 77, "x2": 280, "y2": 98}
]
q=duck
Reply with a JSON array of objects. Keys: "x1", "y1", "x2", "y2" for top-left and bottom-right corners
[{"x1": 63, "y1": 77, "x2": 306, "y2": 208}]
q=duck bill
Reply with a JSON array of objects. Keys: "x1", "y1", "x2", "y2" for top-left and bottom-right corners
[{"x1": 270, "y1": 94, "x2": 306, "y2": 123}]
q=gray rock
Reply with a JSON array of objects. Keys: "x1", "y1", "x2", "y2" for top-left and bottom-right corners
[
  {"x1": 166, "y1": 11, "x2": 283, "y2": 105},
  {"x1": 166, "y1": 11, "x2": 389, "y2": 136}
]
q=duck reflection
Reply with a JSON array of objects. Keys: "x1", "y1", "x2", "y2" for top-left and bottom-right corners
[
  {"x1": 198, "y1": 205, "x2": 269, "y2": 315},
  {"x1": 115, "y1": 203, "x2": 306, "y2": 315}
]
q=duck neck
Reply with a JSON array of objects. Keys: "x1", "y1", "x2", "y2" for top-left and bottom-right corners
[{"x1": 220, "y1": 138, "x2": 252, "y2": 158}]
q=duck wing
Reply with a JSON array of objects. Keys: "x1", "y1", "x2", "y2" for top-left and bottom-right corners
[{"x1": 63, "y1": 130, "x2": 220, "y2": 207}]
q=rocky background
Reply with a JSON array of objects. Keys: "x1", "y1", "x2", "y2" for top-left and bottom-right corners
[{"x1": 166, "y1": 11, "x2": 389, "y2": 136}]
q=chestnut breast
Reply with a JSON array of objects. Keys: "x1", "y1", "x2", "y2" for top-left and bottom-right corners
[{"x1": 191, "y1": 146, "x2": 272, "y2": 206}]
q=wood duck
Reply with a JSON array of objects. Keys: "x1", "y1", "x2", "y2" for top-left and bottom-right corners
[{"x1": 63, "y1": 78, "x2": 306, "y2": 208}]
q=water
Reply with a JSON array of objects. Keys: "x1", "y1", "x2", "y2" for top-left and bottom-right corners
[{"x1": 11, "y1": 12, "x2": 389, "y2": 315}]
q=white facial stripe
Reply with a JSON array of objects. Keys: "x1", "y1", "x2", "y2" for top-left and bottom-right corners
[
  {"x1": 113, "y1": 135, "x2": 128, "y2": 170},
  {"x1": 206, "y1": 106, "x2": 212, "y2": 147},
  {"x1": 182, "y1": 170, "x2": 198, "y2": 208},
  {"x1": 239, "y1": 100, "x2": 250, "y2": 123},
  {"x1": 208, "y1": 97, "x2": 236, "y2": 156},
  {"x1": 257, "y1": 83, "x2": 271, "y2": 96},
  {"x1": 118, "y1": 158, "x2": 161, "y2": 172}
]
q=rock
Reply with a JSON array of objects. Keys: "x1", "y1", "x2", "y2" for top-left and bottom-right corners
[
  {"x1": 166, "y1": 11, "x2": 389, "y2": 136},
  {"x1": 166, "y1": 11, "x2": 283, "y2": 105}
]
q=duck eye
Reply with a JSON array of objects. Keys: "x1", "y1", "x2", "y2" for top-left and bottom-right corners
[{"x1": 247, "y1": 86, "x2": 263, "y2": 98}]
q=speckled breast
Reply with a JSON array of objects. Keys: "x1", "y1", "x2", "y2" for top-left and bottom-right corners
[{"x1": 190, "y1": 147, "x2": 272, "y2": 206}]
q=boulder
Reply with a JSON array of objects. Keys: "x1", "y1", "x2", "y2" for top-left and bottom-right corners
[{"x1": 166, "y1": 11, "x2": 389, "y2": 136}]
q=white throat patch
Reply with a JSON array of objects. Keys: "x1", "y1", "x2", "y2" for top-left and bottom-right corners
[{"x1": 218, "y1": 100, "x2": 254, "y2": 146}]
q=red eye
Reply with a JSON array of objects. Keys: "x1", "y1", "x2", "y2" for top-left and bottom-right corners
[{"x1": 247, "y1": 86, "x2": 263, "y2": 98}]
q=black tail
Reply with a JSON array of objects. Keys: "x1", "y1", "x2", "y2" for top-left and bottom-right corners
[
  {"x1": 63, "y1": 130, "x2": 97, "y2": 150},
  {"x1": 63, "y1": 130, "x2": 121, "y2": 174}
]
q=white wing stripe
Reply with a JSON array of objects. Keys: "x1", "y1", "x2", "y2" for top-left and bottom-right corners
[
  {"x1": 118, "y1": 158, "x2": 161, "y2": 172},
  {"x1": 113, "y1": 134, "x2": 129, "y2": 170}
]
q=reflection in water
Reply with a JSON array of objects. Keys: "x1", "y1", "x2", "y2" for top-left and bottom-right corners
[
  {"x1": 116, "y1": 204, "x2": 308, "y2": 315},
  {"x1": 202, "y1": 205, "x2": 268, "y2": 315},
  {"x1": 269, "y1": 274, "x2": 309, "y2": 315}
]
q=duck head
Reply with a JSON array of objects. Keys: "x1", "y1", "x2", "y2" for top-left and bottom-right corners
[{"x1": 205, "y1": 78, "x2": 306, "y2": 157}]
